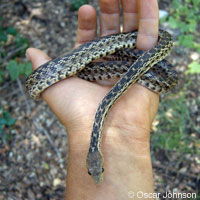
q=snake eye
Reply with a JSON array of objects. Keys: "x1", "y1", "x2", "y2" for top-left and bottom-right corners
[{"x1": 102, "y1": 168, "x2": 104, "y2": 173}]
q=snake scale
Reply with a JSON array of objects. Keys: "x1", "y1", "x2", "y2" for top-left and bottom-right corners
[{"x1": 25, "y1": 29, "x2": 178, "y2": 184}]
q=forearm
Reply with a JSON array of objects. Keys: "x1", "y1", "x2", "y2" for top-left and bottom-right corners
[{"x1": 65, "y1": 124, "x2": 154, "y2": 200}]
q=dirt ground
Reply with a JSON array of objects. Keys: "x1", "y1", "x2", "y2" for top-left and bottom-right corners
[{"x1": 0, "y1": 0, "x2": 199, "y2": 199}]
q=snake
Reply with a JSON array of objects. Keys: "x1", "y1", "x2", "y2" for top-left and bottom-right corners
[{"x1": 25, "y1": 29, "x2": 178, "y2": 184}]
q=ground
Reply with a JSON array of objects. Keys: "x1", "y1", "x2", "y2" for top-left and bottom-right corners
[{"x1": 0, "y1": 0, "x2": 199, "y2": 200}]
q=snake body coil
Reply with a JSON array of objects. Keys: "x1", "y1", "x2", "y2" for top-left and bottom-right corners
[{"x1": 26, "y1": 30, "x2": 178, "y2": 184}]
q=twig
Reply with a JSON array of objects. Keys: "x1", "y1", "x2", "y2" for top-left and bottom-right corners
[
  {"x1": 2, "y1": 88, "x2": 20, "y2": 99},
  {"x1": 2, "y1": 44, "x2": 27, "y2": 64},
  {"x1": 0, "y1": 3, "x2": 10, "y2": 9},
  {"x1": 0, "y1": 80, "x2": 13, "y2": 91},
  {"x1": 153, "y1": 162, "x2": 199, "y2": 180},
  {"x1": 33, "y1": 120, "x2": 62, "y2": 166},
  {"x1": 16, "y1": 78, "x2": 31, "y2": 114}
]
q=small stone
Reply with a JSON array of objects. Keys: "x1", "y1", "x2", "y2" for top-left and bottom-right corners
[
  {"x1": 190, "y1": 52, "x2": 199, "y2": 61},
  {"x1": 159, "y1": 10, "x2": 168, "y2": 19},
  {"x1": 53, "y1": 178, "x2": 61, "y2": 187}
]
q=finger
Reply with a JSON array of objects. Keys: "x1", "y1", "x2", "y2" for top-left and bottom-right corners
[
  {"x1": 26, "y1": 47, "x2": 51, "y2": 70},
  {"x1": 74, "y1": 5, "x2": 97, "y2": 48},
  {"x1": 121, "y1": 0, "x2": 138, "y2": 32},
  {"x1": 136, "y1": 0, "x2": 159, "y2": 50},
  {"x1": 100, "y1": 0, "x2": 120, "y2": 36}
]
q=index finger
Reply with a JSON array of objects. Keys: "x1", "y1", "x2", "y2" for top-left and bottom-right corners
[{"x1": 136, "y1": 0, "x2": 159, "y2": 50}]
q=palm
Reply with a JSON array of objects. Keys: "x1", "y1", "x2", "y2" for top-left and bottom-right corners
[{"x1": 43, "y1": 74, "x2": 158, "y2": 135}]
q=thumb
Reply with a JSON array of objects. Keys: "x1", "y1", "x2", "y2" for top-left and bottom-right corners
[
  {"x1": 26, "y1": 48, "x2": 54, "y2": 101},
  {"x1": 26, "y1": 48, "x2": 51, "y2": 70}
]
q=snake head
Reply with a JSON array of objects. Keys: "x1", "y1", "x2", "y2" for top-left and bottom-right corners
[{"x1": 86, "y1": 150, "x2": 104, "y2": 184}]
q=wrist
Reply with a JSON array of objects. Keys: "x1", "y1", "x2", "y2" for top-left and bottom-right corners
[
  {"x1": 66, "y1": 115, "x2": 152, "y2": 157},
  {"x1": 65, "y1": 122, "x2": 153, "y2": 199}
]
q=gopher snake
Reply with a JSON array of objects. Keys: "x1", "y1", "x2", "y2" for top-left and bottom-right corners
[{"x1": 25, "y1": 29, "x2": 178, "y2": 184}]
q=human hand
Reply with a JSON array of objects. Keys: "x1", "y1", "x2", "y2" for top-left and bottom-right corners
[{"x1": 26, "y1": 0, "x2": 159, "y2": 198}]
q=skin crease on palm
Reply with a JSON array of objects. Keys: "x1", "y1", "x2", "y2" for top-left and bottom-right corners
[{"x1": 26, "y1": 0, "x2": 161, "y2": 199}]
